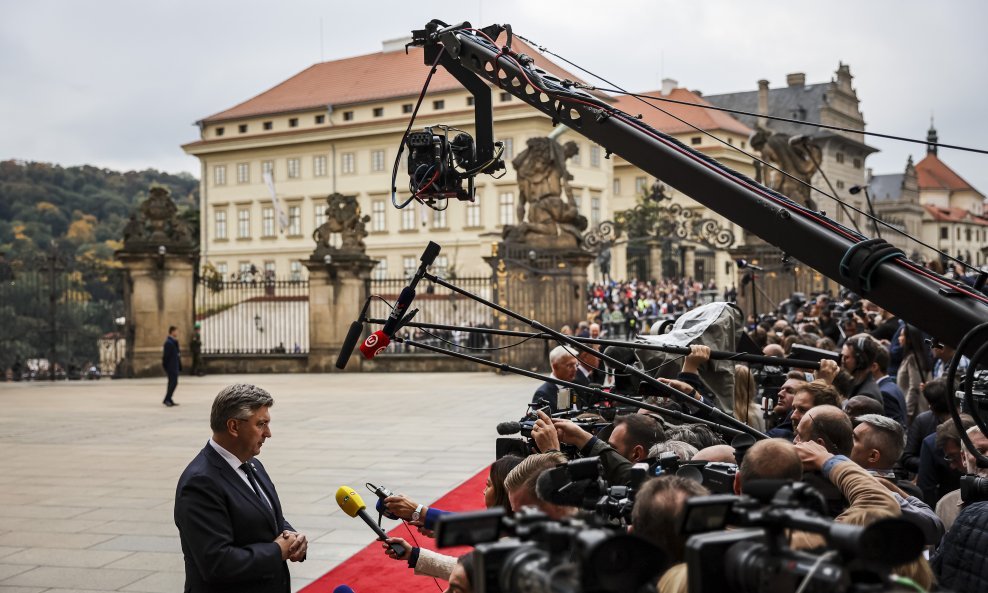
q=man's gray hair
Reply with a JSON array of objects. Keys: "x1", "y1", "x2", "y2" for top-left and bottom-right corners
[
  {"x1": 856, "y1": 413, "x2": 906, "y2": 461},
  {"x1": 549, "y1": 345, "x2": 576, "y2": 366},
  {"x1": 210, "y1": 384, "x2": 274, "y2": 433},
  {"x1": 649, "y1": 440, "x2": 698, "y2": 461}
]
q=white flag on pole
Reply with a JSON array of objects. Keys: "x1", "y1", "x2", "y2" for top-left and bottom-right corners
[{"x1": 263, "y1": 171, "x2": 289, "y2": 233}]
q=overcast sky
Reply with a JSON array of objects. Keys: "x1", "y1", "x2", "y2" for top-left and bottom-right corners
[{"x1": 3, "y1": 0, "x2": 986, "y2": 194}]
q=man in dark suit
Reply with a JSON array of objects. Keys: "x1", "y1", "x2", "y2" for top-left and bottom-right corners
[
  {"x1": 162, "y1": 325, "x2": 182, "y2": 406},
  {"x1": 175, "y1": 384, "x2": 307, "y2": 593},
  {"x1": 532, "y1": 345, "x2": 581, "y2": 414}
]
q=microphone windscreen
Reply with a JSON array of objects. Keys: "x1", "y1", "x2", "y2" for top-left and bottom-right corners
[
  {"x1": 496, "y1": 421, "x2": 522, "y2": 435},
  {"x1": 333, "y1": 586, "x2": 355, "y2": 593},
  {"x1": 358, "y1": 331, "x2": 390, "y2": 360},
  {"x1": 421, "y1": 241, "x2": 441, "y2": 266},
  {"x1": 335, "y1": 321, "x2": 364, "y2": 370},
  {"x1": 335, "y1": 486, "x2": 366, "y2": 517}
]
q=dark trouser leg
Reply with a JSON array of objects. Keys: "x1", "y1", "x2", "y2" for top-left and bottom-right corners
[{"x1": 164, "y1": 373, "x2": 178, "y2": 403}]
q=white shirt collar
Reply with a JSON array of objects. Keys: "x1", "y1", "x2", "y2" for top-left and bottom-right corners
[{"x1": 209, "y1": 438, "x2": 247, "y2": 471}]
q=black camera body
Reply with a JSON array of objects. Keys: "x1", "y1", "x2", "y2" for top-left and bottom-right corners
[
  {"x1": 681, "y1": 483, "x2": 925, "y2": 593},
  {"x1": 654, "y1": 454, "x2": 739, "y2": 495},
  {"x1": 436, "y1": 507, "x2": 665, "y2": 593},
  {"x1": 960, "y1": 474, "x2": 988, "y2": 503},
  {"x1": 405, "y1": 126, "x2": 497, "y2": 204}
]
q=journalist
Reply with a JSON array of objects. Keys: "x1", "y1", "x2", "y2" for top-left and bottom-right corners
[
  {"x1": 849, "y1": 414, "x2": 944, "y2": 545},
  {"x1": 503, "y1": 451, "x2": 575, "y2": 519},
  {"x1": 931, "y1": 426, "x2": 988, "y2": 593}
]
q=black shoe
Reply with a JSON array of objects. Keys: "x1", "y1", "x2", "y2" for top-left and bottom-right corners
[
  {"x1": 163, "y1": 400, "x2": 174, "y2": 407},
  {"x1": 171, "y1": 402, "x2": 179, "y2": 406}
]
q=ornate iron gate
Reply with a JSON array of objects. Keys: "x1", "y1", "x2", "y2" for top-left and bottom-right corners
[{"x1": 0, "y1": 249, "x2": 125, "y2": 380}]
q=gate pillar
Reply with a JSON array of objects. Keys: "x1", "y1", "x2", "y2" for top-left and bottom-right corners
[{"x1": 115, "y1": 187, "x2": 198, "y2": 378}]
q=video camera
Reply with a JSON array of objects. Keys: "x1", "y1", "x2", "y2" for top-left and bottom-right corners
[
  {"x1": 535, "y1": 456, "x2": 652, "y2": 524},
  {"x1": 960, "y1": 474, "x2": 988, "y2": 503},
  {"x1": 405, "y1": 126, "x2": 504, "y2": 204},
  {"x1": 435, "y1": 506, "x2": 665, "y2": 593},
  {"x1": 682, "y1": 482, "x2": 925, "y2": 593},
  {"x1": 495, "y1": 404, "x2": 612, "y2": 459},
  {"x1": 655, "y1": 453, "x2": 738, "y2": 495}
]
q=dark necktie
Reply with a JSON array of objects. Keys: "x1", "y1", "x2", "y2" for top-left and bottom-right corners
[{"x1": 240, "y1": 462, "x2": 272, "y2": 510}]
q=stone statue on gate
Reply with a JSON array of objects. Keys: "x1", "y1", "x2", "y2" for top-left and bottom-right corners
[
  {"x1": 749, "y1": 128, "x2": 821, "y2": 210},
  {"x1": 311, "y1": 193, "x2": 370, "y2": 258},
  {"x1": 121, "y1": 186, "x2": 194, "y2": 252},
  {"x1": 504, "y1": 137, "x2": 588, "y2": 248}
]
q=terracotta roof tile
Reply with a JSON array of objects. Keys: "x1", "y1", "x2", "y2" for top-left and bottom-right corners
[
  {"x1": 915, "y1": 153, "x2": 980, "y2": 193},
  {"x1": 922, "y1": 203, "x2": 988, "y2": 226},
  {"x1": 611, "y1": 88, "x2": 753, "y2": 137},
  {"x1": 201, "y1": 38, "x2": 598, "y2": 124}
]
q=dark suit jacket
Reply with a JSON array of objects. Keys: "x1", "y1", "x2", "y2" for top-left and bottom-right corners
[
  {"x1": 877, "y1": 375, "x2": 908, "y2": 426},
  {"x1": 174, "y1": 444, "x2": 293, "y2": 593},
  {"x1": 163, "y1": 335, "x2": 182, "y2": 375},
  {"x1": 532, "y1": 381, "x2": 561, "y2": 413}
]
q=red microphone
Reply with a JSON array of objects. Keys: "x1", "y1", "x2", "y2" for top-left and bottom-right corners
[{"x1": 358, "y1": 330, "x2": 391, "y2": 359}]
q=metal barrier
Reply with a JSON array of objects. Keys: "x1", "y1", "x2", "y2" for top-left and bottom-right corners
[
  {"x1": 368, "y1": 275, "x2": 494, "y2": 355},
  {"x1": 196, "y1": 275, "x2": 309, "y2": 354}
]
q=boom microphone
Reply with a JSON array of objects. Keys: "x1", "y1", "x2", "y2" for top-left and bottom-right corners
[
  {"x1": 496, "y1": 421, "x2": 522, "y2": 435},
  {"x1": 335, "y1": 486, "x2": 407, "y2": 557},
  {"x1": 335, "y1": 321, "x2": 365, "y2": 370},
  {"x1": 336, "y1": 297, "x2": 373, "y2": 370},
  {"x1": 360, "y1": 241, "x2": 441, "y2": 360}
]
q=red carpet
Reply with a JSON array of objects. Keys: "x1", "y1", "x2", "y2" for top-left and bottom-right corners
[{"x1": 300, "y1": 466, "x2": 489, "y2": 593}]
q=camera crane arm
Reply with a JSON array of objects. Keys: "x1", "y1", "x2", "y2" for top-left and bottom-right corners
[{"x1": 410, "y1": 20, "x2": 988, "y2": 356}]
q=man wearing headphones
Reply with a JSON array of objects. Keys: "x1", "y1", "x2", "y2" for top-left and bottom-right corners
[{"x1": 839, "y1": 333, "x2": 883, "y2": 404}]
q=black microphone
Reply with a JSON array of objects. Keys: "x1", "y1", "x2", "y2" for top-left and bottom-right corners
[
  {"x1": 360, "y1": 241, "x2": 441, "y2": 360},
  {"x1": 336, "y1": 297, "x2": 373, "y2": 370},
  {"x1": 335, "y1": 322, "x2": 364, "y2": 370},
  {"x1": 496, "y1": 421, "x2": 522, "y2": 435}
]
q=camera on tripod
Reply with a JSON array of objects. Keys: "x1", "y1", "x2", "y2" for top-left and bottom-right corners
[{"x1": 405, "y1": 126, "x2": 503, "y2": 204}]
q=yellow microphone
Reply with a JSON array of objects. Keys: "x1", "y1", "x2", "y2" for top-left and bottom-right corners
[
  {"x1": 335, "y1": 485, "x2": 406, "y2": 557},
  {"x1": 335, "y1": 486, "x2": 365, "y2": 517}
]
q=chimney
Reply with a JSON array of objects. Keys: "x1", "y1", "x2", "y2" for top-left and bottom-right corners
[
  {"x1": 757, "y1": 79, "x2": 769, "y2": 129},
  {"x1": 786, "y1": 72, "x2": 806, "y2": 87},
  {"x1": 661, "y1": 78, "x2": 678, "y2": 96},
  {"x1": 382, "y1": 36, "x2": 413, "y2": 52}
]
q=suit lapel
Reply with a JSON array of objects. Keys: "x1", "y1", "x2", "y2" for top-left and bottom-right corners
[{"x1": 203, "y1": 445, "x2": 278, "y2": 531}]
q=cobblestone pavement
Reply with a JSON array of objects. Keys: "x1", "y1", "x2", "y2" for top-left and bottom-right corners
[{"x1": 0, "y1": 372, "x2": 532, "y2": 592}]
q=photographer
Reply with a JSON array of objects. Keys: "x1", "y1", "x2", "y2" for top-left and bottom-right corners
[
  {"x1": 503, "y1": 451, "x2": 575, "y2": 519},
  {"x1": 934, "y1": 423, "x2": 986, "y2": 529},
  {"x1": 537, "y1": 411, "x2": 664, "y2": 486},
  {"x1": 839, "y1": 334, "x2": 883, "y2": 403},
  {"x1": 765, "y1": 372, "x2": 811, "y2": 440},
  {"x1": 630, "y1": 476, "x2": 710, "y2": 593},
  {"x1": 932, "y1": 426, "x2": 988, "y2": 593},
  {"x1": 903, "y1": 378, "x2": 951, "y2": 475},
  {"x1": 790, "y1": 380, "x2": 843, "y2": 428},
  {"x1": 849, "y1": 414, "x2": 944, "y2": 545},
  {"x1": 791, "y1": 438, "x2": 900, "y2": 546}
]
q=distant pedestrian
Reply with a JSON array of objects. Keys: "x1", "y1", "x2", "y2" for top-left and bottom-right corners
[{"x1": 163, "y1": 326, "x2": 182, "y2": 406}]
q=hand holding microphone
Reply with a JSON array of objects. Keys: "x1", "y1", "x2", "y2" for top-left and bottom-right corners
[{"x1": 335, "y1": 486, "x2": 407, "y2": 557}]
